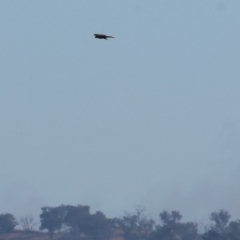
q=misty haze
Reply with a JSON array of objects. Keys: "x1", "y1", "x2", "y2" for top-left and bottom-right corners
[{"x1": 1, "y1": 1, "x2": 240, "y2": 240}]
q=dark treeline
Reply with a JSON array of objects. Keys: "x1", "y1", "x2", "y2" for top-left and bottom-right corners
[{"x1": 1, "y1": 205, "x2": 240, "y2": 240}]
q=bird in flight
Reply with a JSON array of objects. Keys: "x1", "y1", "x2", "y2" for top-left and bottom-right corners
[{"x1": 94, "y1": 34, "x2": 114, "y2": 40}]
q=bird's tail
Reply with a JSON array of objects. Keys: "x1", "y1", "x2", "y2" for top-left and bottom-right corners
[{"x1": 106, "y1": 36, "x2": 114, "y2": 38}]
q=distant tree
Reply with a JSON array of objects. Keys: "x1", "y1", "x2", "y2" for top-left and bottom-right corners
[
  {"x1": 19, "y1": 215, "x2": 37, "y2": 231},
  {"x1": 210, "y1": 210, "x2": 230, "y2": 234},
  {"x1": 153, "y1": 211, "x2": 199, "y2": 240},
  {"x1": 39, "y1": 206, "x2": 68, "y2": 240},
  {"x1": 63, "y1": 205, "x2": 112, "y2": 240},
  {"x1": 202, "y1": 230, "x2": 222, "y2": 240},
  {"x1": 203, "y1": 210, "x2": 232, "y2": 240},
  {"x1": 160, "y1": 210, "x2": 182, "y2": 226},
  {"x1": 84, "y1": 211, "x2": 112, "y2": 240},
  {"x1": 154, "y1": 210, "x2": 182, "y2": 240},
  {"x1": 114, "y1": 206, "x2": 155, "y2": 240},
  {"x1": 39, "y1": 204, "x2": 112, "y2": 240},
  {"x1": 176, "y1": 222, "x2": 199, "y2": 240},
  {"x1": 64, "y1": 205, "x2": 91, "y2": 237},
  {"x1": 0, "y1": 213, "x2": 18, "y2": 233},
  {"x1": 226, "y1": 220, "x2": 240, "y2": 240}
]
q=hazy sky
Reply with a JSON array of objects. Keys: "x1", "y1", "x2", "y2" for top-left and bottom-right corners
[{"x1": 1, "y1": 0, "x2": 240, "y2": 225}]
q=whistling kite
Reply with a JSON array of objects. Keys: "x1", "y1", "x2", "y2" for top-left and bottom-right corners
[{"x1": 94, "y1": 34, "x2": 114, "y2": 40}]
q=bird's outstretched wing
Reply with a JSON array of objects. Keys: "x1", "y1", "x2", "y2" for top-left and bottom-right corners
[{"x1": 94, "y1": 34, "x2": 114, "y2": 40}]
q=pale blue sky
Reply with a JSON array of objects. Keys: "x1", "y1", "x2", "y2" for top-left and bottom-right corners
[{"x1": 1, "y1": 0, "x2": 240, "y2": 224}]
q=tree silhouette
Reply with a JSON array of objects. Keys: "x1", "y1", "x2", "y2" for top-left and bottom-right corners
[
  {"x1": 114, "y1": 206, "x2": 155, "y2": 240},
  {"x1": 39, "y1": 206, "x2": 68, "y2": 240},
  {"x1": 153, "y1": 211, "x2": 199, "y2": 240},
  {"x1": 203, "y1": 210, "x2": 232, "y2": 240},
  {"x1": 19, "y1": 215, "x2": 37, "y2": 231},
  {"x1": 64, "y1": 205, "x2": 91, "y2": 237},
  {"x1": 0, "y1": 213, "x2": 17, "y2": 234},
  {"x1": 210, "y1": 210, "x2": 231, "y2": 234}
]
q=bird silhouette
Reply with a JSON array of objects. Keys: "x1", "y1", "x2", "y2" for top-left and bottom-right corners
[{"x1": 94, "y1": 34, "x2": 114, "y2": 40}]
